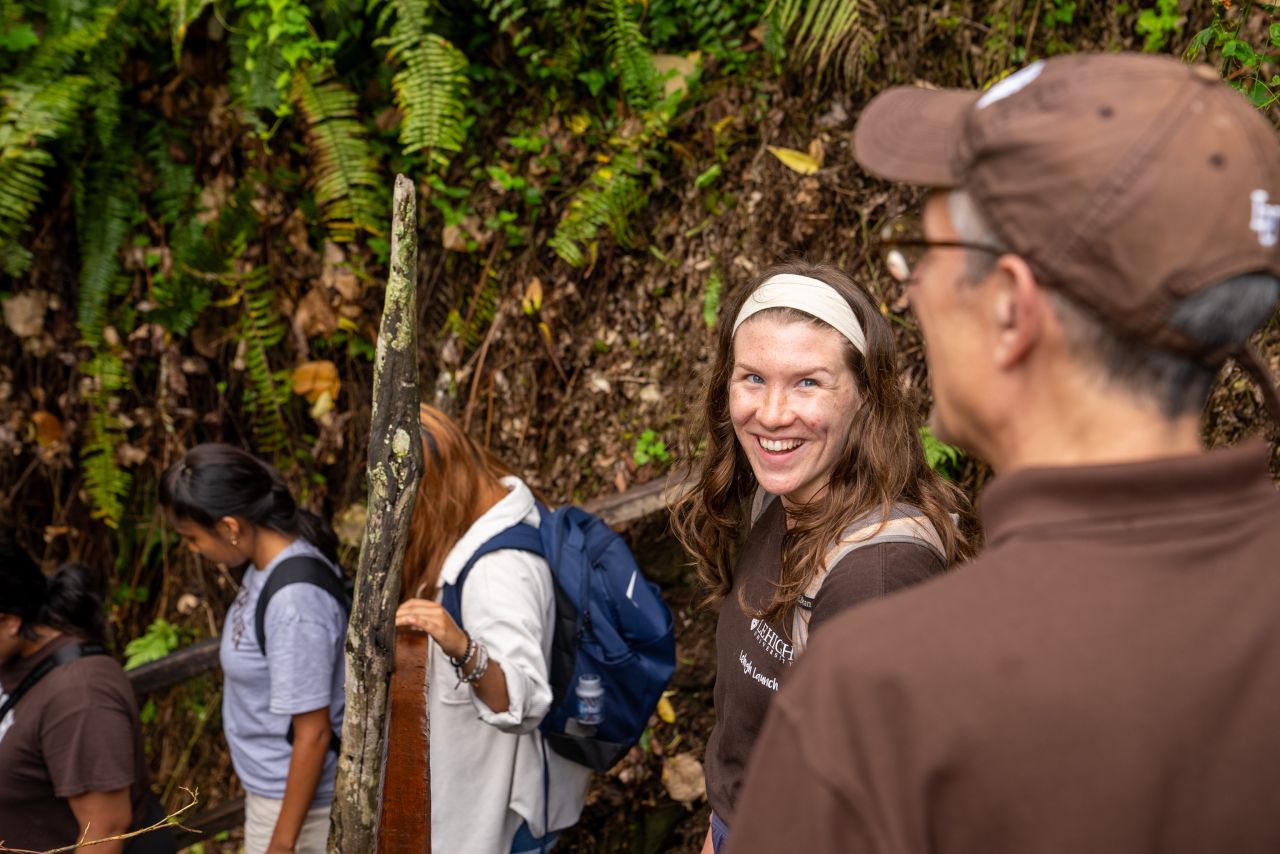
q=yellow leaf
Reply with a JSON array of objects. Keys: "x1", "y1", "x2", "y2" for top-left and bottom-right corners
[
  {"x1": 711, "y1": 115, "x2": 734, "y2": 135},
  {"x1": 522, "y1": 278, "x2": 543, "y2": 316},
  {"x1": 292, "y1": 360, "x2": 341, "y2": 404},
  {"x1": 32, "y1": 411, "x2": 62, "y2": 447},
  {"x1": 656, "y1": 695, "x2": 676, "y2": 724},
  {"x1": 594, "y1": 153, "x2": 612, "y2": 164},
  {"x1": 568, "y1": 113, "x2": 591, "y2": 135},
  {"x1": 538, "y1": 321, "x2": 552, "y2": 347},
  {"x1": 309, "y1": 389, "x2": 335, "y2": 419},
  {"x1": 767, "y1": 146, "x2": 820, "y2": 175}
]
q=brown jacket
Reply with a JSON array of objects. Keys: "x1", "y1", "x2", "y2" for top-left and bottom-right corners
[{"x1": 727, "y1": 442, "x2": 1280, "y2": 854}]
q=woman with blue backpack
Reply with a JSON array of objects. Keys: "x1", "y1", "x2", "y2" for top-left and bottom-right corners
[
  {"x1": 394, "y1": 404, "x2": 596, "y2": 854},
  {"x1": 672, "y1": 261, "x2": 967, "y2": 854},
  {"x1": 160, "y1": 444, "x2": 347, "y2": 854}
]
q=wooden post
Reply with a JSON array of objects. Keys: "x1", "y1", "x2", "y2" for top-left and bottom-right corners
[
  {"x1": 329, "y1": 173, "x2": 423, "y2": 852},
  {"x1": 378, "y1": 630, "x2": 432, "y2": 852}
]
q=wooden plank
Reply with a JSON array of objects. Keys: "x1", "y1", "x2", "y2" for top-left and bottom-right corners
[
  {"x1": 127, "y1": 637, "x2": 220, "y2": 696},
  {"x1": 378, "y1": 630, "x2": 431, "y2": 852},
  {"x1": 329, "y1": 173, "x2": 424, "y2": 852}
]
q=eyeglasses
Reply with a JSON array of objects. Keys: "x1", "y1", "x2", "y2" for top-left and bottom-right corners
[{"x1": 878, "y1": 210, "x2": 1004, "y2": 283}]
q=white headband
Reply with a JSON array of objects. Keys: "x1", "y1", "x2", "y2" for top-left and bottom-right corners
[{"x1": 731, "y1": 273, "x2": 867, "y2": 355}]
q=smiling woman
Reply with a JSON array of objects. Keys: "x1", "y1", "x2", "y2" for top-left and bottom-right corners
[{"x1": 671, "y1": 260, "x2": 967, "y2": 854}]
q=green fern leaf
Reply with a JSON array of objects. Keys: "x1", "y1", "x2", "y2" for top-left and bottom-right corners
[
  {"x1": 237, "y1": 268, "x2": 292, "y2": 455},
  {"x1": 549, "y1": 151, "x2": 646, "y2": 267},
  {"x1": 375, "y1": 0, "x2": 470, "y2": 163},
  {"x1": 290, "y1": 66, "x2": 384, "y2": 243},
  {"x1": 598, "y1": 0, "x2": 660, "y2": 111}
]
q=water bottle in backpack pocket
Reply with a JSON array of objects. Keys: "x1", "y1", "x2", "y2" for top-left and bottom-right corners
[{"x1": 442, "y1": 503, "x2": 676, "y2": 772}]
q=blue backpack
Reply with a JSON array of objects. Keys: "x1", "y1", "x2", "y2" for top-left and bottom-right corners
[{"x1": 441, "y1": 503, "x2": 676, "y2": 772}]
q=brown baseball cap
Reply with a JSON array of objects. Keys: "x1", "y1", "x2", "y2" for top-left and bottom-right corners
[{"x1": 854, "y1": 52, "x2": 1280, "y2": 359}]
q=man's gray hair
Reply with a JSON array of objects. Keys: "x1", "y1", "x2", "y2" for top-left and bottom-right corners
[{"x1": 948, "y1": 190, "x2": 1280, "y2": 417}]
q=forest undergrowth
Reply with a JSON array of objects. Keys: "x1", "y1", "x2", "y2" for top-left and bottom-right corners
[{"x1": 1, "y1": 1, "x2": 1278, "y2": 850}]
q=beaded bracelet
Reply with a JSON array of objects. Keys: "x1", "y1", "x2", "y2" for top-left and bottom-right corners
[
  {"x1": 448, "y1": 632, "x2": 475, "y2": 669},
  {"x1": 454, "y1": 640, "x2": 489, "y2": 687}
]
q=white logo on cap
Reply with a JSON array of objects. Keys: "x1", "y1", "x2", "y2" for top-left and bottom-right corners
[
  {"x1": 976, "y1": 60, "x2": 1045, "y2": 109},
  {"x1": 1251, "y1": 190, "x2": 1279, "y2": 247}
]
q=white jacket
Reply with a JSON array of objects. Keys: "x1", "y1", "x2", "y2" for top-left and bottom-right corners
[{"x1": 428, "y1": 476, "x2": 592, "y2": 853}]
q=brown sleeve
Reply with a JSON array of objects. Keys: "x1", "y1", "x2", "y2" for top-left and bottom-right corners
[
  {"x1": 808, "y1": 542, "x2": 945, "y2": 636},
  {"x1": 40, "y1": 664, "x2": 139, "y2": 799}
]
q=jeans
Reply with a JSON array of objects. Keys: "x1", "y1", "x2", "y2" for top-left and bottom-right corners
[{"x1": 711, "y1": 812, "x2": 730, "y2": 854}]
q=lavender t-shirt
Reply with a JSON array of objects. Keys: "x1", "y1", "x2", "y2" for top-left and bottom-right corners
[{"x1": 219, "y1": 539, "x2": 346, "y2": 804}]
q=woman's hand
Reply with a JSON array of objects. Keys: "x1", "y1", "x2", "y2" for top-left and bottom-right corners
[{"x1": 396, "y1": 598, "x2": 469, "y2": 660}]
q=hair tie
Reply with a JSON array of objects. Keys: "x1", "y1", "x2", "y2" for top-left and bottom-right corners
[{"x1": 732, "y1": 274, "x2": 867, "y2": 355}]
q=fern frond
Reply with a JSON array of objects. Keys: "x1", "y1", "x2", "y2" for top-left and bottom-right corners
[
  {"x1": 74, "y1": 153, "x2": 136, "y2": 348},
  {"x1": 373, "y1": 0, "x2": 470, "y2": 163},
  {"x1": 81, "y1": 350, "x2": 133, "y2": 528},
  {"x1": 549, "y1": 151, "x2": 646, "y2": 268},
  {"x1": 597, "y1": 0, "x2": 660, "y2": 111},
  {"x1": 290, "y1": 66, "x2": 384, "y2": 243},
  {"x1": 766, "y1": 0, "x2": 878, "y2": 85},
  {"x1": 0, "y1": 75, "x2": 93, "y2": 274},
  {"x1": 237, "y1": 267, "x2": 292, "y2": 455}
]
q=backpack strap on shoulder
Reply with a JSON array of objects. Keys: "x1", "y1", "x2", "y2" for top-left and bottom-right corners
[
  {"x1": 255, "y1": 555, "x2": 350, "y2": 657},
  {"x1": 440, "y1": 522, "x2": 544, "y2": 632},
  {"x1": 0, "y1": 642, "x2": 109, "y2": 721},
  {"x1": 791, "y1": 505, "x2": 946, "y2": 655}
]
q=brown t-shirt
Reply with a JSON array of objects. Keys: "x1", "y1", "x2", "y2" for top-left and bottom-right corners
[
  {"x1": 0, "y1": 635, "x2": 150, "y2": 849},
  {"x1": 704, "y1": 498, "x2": 946, "y2": 823},
  {"x1": 728, "y1": 442, "x2": 1280, "y2": 854}
]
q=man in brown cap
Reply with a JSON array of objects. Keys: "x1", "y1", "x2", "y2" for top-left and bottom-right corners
[{"x1": 724, "y1": 53, "x2": 1280, "y2": 854}]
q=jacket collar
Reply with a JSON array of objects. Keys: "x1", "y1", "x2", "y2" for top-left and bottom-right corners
[
  {"x1": 436, "y1": 476, "x2": 539, "y2": 590},
  {"x1": 979, "y1": 440, "x2": 1275, "y2": 550}
]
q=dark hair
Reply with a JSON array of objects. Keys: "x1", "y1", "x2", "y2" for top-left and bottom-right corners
[
  {"x1": 159, "y1": 444, "x2": 339, "y2": 563},
  {"x1": 671, "y1": 260, "x2": 967, "y2": 623},
  {"x1": 1, "y1": 533, "x2": 106, "y2": 642}
]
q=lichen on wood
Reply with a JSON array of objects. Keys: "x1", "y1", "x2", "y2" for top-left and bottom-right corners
[{"x1": 329, "y1": 173, "x2": 424, "y2": 852}]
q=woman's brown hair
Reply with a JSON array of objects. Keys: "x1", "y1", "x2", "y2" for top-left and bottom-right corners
[
  {"x1": 670, "y1": 260, "x2": 967, "y2": 625},
  {"x1": 401, "y1": 404, "x2": 513, "y2": 601}
]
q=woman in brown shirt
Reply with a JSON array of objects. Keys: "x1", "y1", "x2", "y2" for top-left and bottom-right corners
[{"x1": 672, "y1": 261, "x2": 966, "y2": 853}]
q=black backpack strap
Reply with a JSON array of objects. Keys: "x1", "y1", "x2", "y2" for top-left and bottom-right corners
[
  {"x1": 253, "y1": 556, "x2": 350, "y2": 757},
  {"x1": 0, "y1": 641, "x2": 108, "y2": 721},
  {"x1": 254, "y1": 556, "x2": 351, "y2": 657}
]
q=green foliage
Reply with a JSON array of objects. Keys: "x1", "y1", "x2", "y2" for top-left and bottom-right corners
[
  {"x1": 290, "y1": 66, "x2": 384, "y2": 243},
  {"x1": 920, "y1": 426, "x2": 963, "y2": 480},
  {"x1": 125, "y1": 618, "x2": 183, "y2": 669},
  {"x1": 766, "y1": 0, "x2": 877, "y2": 84},
  {"x1": 375, "y1": 0, "x2": 470, "y2": 167},
  {"x1": 232, "y1": 0, "x2": 332, "y2": 132},
  {"x1": 1185, "y1": 2, "x2": 1280, "y2": 108},
  {"x1": 549, "y1": 151, "x2": 646, "y2": 267},
  {"x1": 237, "y1": 267, "x2": 292, "y2": 455},
  {"x1": 598, "y1": 0, "x2": 661, "y2": 111},
  {"x1": 702, "y1": 269, "x2": 722, "y2": 328},
  {"x1": 633, "y1": 428, "x2": 670, "y2": 467},
  {"x1": 1136, "y1": 0, "x2": 1182, "y2": 53},
  {"x1": 81, "y1": 351, "x2": 134, "y2": 527}
]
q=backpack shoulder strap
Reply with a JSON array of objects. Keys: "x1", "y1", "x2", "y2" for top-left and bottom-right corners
[
  {"x1": 0, "y1": 642, "x2": 109, "y2": 721},
  {"x1": 441, "y1": 522, "x2": 544, "y2": 632},
  {"x1": 255, "y1": 555, "x2": 350, "y2": 657},
  {"x1": 791, "y1": 507, "x2": 946, "y2": 655}
]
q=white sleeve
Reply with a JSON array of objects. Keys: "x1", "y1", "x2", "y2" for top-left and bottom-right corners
[{"x1": 459, "y1": 550, "x2": 554, "y2": 733}]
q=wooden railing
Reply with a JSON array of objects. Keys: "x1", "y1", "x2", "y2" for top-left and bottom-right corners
[{"x1": 125, "y1": 472, "x2": 688, "y2": 849}]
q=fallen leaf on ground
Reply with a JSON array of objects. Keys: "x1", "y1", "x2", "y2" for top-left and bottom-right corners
[
  {"x1": 656, "y1": 695, "x2": 676, "y2": 724},
  {"x1": 766, "y1": 146, "x2": 820, "y2": 175},
  {"x1": 652, "y1": 52, "x2": 701, "y2": 100},
  {"x1": 3, "y1": 291, "x2": 49, "y2": 338},
  {"x1": 292, "y1": 360, "x2": 340, "y2": 404},
  {"x1": 32, "y1": 411, "x2": 61, "y2": 447},
  {"x1": 661, "y1": 753, "x2": 706, "y2": 805}
]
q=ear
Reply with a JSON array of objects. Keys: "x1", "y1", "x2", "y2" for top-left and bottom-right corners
[
  {"x1": 216, "y1": 516, "x2": 242, "y2": 542},
  {"x1": 990, "y1": 255, "x2": 1047, "y2": 370}
]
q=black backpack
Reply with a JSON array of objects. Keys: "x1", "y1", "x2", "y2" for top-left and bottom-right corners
[{"x1": 252, "y1": 555, "x2": 351, "y2": 754}]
